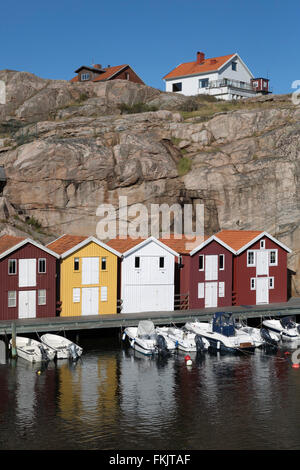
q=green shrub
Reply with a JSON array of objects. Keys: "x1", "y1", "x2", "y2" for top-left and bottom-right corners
[
  {"x1": 177, "y1": 157, "x2": 192, "y2": 176},
  {"x1": 119, "y1": 102, "x2": 159, "y2": 114}
]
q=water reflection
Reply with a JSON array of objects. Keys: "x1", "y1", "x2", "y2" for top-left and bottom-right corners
[{"x1": 0, "y1": 339, "x2": 300, "y2": 450}]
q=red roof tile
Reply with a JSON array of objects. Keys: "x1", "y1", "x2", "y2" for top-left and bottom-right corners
[
  {"x1": 0, "y1": 235, "x2": 26, "y2": 255},
  {"x1": 163, "y1": 54, "x2": 235, "y2": 80},
  {"x1": 47, "y1": 234, "x2": 88, "y2": 255},
  {"x1": 215, "y1": 230, "x2": 263, "y2": 251}
]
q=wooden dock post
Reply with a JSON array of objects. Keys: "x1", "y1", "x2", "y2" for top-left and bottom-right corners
[{"x1": 11, "y1": 322, "x2": 17, "y2": 359}]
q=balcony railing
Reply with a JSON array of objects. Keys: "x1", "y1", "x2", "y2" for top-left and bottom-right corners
[{"x1": 201, "y1": 79, "x2": 254, "y2": 92}]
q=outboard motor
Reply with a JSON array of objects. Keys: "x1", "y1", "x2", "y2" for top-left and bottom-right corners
[
  {"x1": 261, "y1": 328, "x2": 278, "y2": 348},
  {"x1": 68, "y1": 343, "x2": 79, "y2": 361},
  {"x1": 38, "y1": 344, "x2": 50, "y2": 362},
  {"x1": 195, "y1": 334, "x2": 206, "y2": 353},
  {"x1": 156, "y1": 335, "x2": 169, "y2": 356}
]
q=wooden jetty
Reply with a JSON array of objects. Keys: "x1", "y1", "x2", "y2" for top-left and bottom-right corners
[{"x1": 0, "y1": 298, "x2": 300, "y2": 336}]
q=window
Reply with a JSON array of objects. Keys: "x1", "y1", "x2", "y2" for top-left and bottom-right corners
[
  {"x1": 172, "y1": 82, "x2": 182, "y2": 92},
  {"x1": 135, "y1": 257, "x2": 140, "y2": 268},
  {"x1": 199, "y1": 78, "x2": 209, "y2": 88},
  {"x1": 38, "y1": 289, "x2": 46, "y2": 306},
  {"x1": 260, "y1": 239, "x2": 265, "y2": 249},
  {"x1": 8, "y1": 291, "x2": 16, "y2": 307},
  {"x1": 232, "y1": 61, "x2": 237, "y2": 71},
  {"x1": 250, "y1": 278, "x2": 256, "y2": 290},
  {"x1": 199, "y1": 255, "x2": 204, "y2": 271},
  {"x1": 8, "y1": 259, "x2": 17, "y2": 275},
  {"x1": 81, "y1": 73, "x2": 90, "y2": 81},
  {"x1": 125, "y1": 72, "x2": 130, "y2": 80},
  {"x1": 159, "y1": 257, "x2": 165, "y2": 269},
  {"x1": 101, "y1": 286, "x2": 108, "y2": 301},
  {"x1": 269, "y1": 250, "x2": 278, "y2": 266},
  {"x1": 269, "y1": 277, "x2": 274, "y2": 289},
  {"x1": 101, "y1": 257, "x2": 107, "y2": 270},
  {"x1": 219, "y1": 282, "x2": 225, "y2": 297},
  {"x1": 219, "y1": 254, "x2": 225, "y2": 270},
  {"x1": 74, "y1": 258, "x2": 80, "y2": 271},
  {"x1": 247, "y1": 250, "x2": 255, "y2": 266},
  {"x1": 252, "y1": 81, "x2": 258, "y2": 88},
  {"x1": 198, "y1": 283, "x2": 204, "y2": 299},
  {"x1": 38, "y1": 258, "x2": 46, "y2": 273},
  {"x1": 73, "y1": 288, "x2": 80, "y2": 303}
]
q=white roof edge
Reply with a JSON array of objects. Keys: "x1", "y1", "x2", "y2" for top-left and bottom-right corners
[
  {"x1": 236, "y1": 231, "x2": 292, "y2": 254},
  {"x1": 190, "y1": 235, "x2": 236, "y2": 256},
  {"x1": 61, "y1": 236, "x2": 122, "y2": 259},
  {"x1": 123, "y1": 236, "x2": 179, "y2": 257},
  {"x1": 0, "y1": 238, "x2": 60, "y2": 260},
  {"x1": 46, "y1": 233, "x2": 67, "y2": 247}
]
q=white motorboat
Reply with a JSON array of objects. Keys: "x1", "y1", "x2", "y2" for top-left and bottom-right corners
[
  {"x1": 235, "y1": 323, "x2": 280, "y2": 348},
  {"x1": 262, "y1": 316, "x2": 300, "y2": 341},
  {"x1": 40, "y1": 334, "x2": 83, "y2": 360},
  {"x1": 122, "y1": 320, "x2": 174, "y2": 356},
  {"x1": 9, "y1": 337, "x2": 56, "y2": 363},
  {"x1": 185, "y1": 312, "x2": 256, "y2": 353},
  {"x1": 156, "y1": 326, "x2": 209, "y2": 352}
]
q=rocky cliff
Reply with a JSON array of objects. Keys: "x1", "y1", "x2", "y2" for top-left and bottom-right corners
[{"x1": 0, "y1": 70, "x2": 299, "y2": 294}]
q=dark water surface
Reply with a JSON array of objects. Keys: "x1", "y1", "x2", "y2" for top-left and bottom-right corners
[{"x1": 1, "y1": 331, "x2": 300, "y2": 450}]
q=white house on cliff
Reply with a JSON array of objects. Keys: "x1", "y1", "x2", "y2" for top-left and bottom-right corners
[{"x1": 163, "y1": 51, "x2": 270, "y2": 100}]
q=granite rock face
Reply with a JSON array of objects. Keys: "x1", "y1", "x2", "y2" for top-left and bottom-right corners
[{"x1": 0, "y1": 70, "x2": 299, "y2": 293}]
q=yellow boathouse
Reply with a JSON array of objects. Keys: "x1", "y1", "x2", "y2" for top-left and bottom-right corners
[{"x1": 47, "y1": 235, "x2": 121, "y2": 316}]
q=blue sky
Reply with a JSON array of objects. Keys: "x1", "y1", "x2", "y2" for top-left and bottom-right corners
[{"x1": 1, "y1": 0, "x2": 299, "y2": 94}]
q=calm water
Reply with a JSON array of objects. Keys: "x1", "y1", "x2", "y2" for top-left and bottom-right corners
[{"x1": 1, "y1": 331, "x2": 300, "y2": 450}]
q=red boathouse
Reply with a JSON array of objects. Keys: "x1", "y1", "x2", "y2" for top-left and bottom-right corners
[{"x1": 0, "y1": 235, "x2": 59, "y2": 321}]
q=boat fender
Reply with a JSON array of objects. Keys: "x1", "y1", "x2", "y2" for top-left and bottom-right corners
[
  {"x1": 184, "y1": 355, "x2": 192, "y2": 366},
  {"x1": 217, "y1": 341, "x2": 220, "y2": 350},
  {"x1": 122, "y1": 332, "x2": 126, "y2": 341},
  {"x1": 130, "y1": 339, "x2": 135, "y2": 348}
]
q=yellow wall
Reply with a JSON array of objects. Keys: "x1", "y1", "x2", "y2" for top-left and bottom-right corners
[{"x1": 60, "y1": 241, "x2": 118, "y2": 316}]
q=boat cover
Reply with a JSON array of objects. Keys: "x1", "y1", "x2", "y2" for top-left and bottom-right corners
[
  {"x1": 137, "y1": 320, "x2": 156, "y2": 338},
  {"x1": 280, "y1": 316, "x2": 296, "y2": 329},
  {"x1": 212, "y1": 312, "x2": 235, "y2": 337}
]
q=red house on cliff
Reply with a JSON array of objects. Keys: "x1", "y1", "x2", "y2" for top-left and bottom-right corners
[{"x1": 0, "y1": 235, "x2": 59, "y2": 321}]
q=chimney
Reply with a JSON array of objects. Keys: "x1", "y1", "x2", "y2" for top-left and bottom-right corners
[
  {"x1": 196, "y1": 51, "x2": 205, "y2": 64},
  {"x1": 93, "y1": 64, "x2": 102, "y2": 70}
]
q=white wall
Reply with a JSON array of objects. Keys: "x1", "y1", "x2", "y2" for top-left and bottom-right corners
[{"x1": 121, "y1": 240, "x2": 176, "y2": 313}]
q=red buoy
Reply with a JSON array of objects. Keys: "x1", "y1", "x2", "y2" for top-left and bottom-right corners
[
  {"x1": 184, "y1": 355, "x2": 191, "y2": 361},
  {"x1": 284, "y1": 351, "x2": 291, "y2": 355},
  {"x1": 292, "y1": 363, "x2": 300, "y2": 369}
]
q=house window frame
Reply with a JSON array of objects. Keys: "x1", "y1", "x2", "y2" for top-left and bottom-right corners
[
  {"x1": 38, "y1": 289, "x2": 47, "y2": 306},
  {"x1": 250, "y1": 278, "x2": 256, "y2": 290},
  {"x1": 74, "y1": 257, "x2": 80, "y2": 272},
  {"x1": 199, "y1": 255, "x2": 204, "y2": 271},
  {"x1": 199, "y1": 78, "x2": 209, "y2": 88},
  {"x1": 8, "y1": 259, "x2": 17, "y2": 275},
  {"x1": 172, "y1": 82, "x2": 182, "y2": 92},
  {"x1": 73, "y1": 288, "x2": 81, "y2": 303},
  {"x1": 219, "y1": 254, "x2": 225, "y2": 271},
  {"x1": 135, "y1": 256, "x2": 140, "y2": 269},
  {"x1": 101, "y1": 257, "x2": 107, "y2": 271},
  {"x1": 8, "y1": 290, "x2": 17, "y2": 307},
  {"x1": 247, "y1": 250, "x2": 255, "y2": 267},
  {"x1": 38, "y1": 258, "x2": 47, "y2": 274},
  {"x1": 101, "y1": 286, "x2": 108, "y2": 302},
  {"x1": 269, "y1": 249, "x2": 278, "y2": 266},
  {"x1": 81, "y1": 73, "x2": 90, "y2": 81},
  {"x1": 159, "y1": 257, "x2": 165, "y2": 269},
  {"x1": 260, "y1": 239, "x2": 265, "y2": 249},
  {"x1": 232, "y1": 61, "x2": 237, "y2": 71},
  {"x1": 269, "y1": 277, "x2": 274, "y2": 289}
]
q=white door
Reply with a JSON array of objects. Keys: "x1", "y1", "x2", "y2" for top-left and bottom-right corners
[
  {"x1": 122, "y1": 285, "x2": 174, "y2": 313},
  {"x1": 18, "y1": 291, "x2": 36, "y2": 319},
  {"x1": 205, "y1": 255, "x2": 218, "y2": 281},
  {"x1": 19, "y1": 259, "x2": 36, "y2": 287},
  {"x1": 82, "y1": 287, "x2": 99, "y2": 315},
  {"x1": 205, "y1": 282, "x2": 218, "y2": 308},
  {"x1": 256, "y1": 251, "x2": 269, "y2": 276},
  {"x1": 82, "y1": 257, "x2": 99, "y2": 285},
  {"x1": 256, "y1": 277, "x2": 269, "y2": 304}
]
